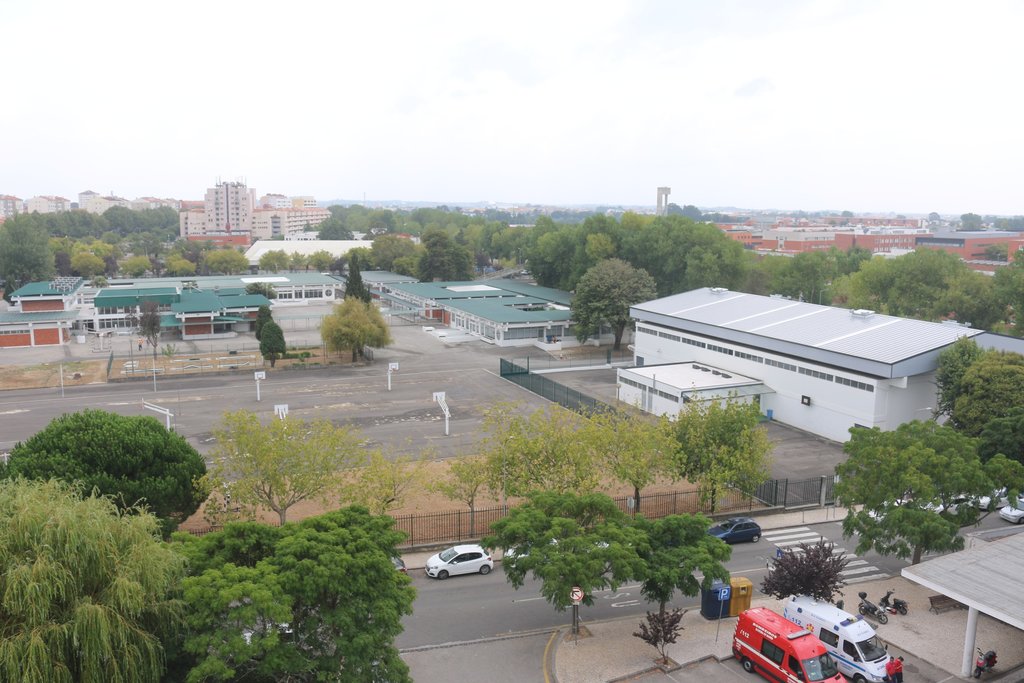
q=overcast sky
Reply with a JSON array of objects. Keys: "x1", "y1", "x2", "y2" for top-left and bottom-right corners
[{"x1": 2, "y1": 1, "x2": 1022, "y2": 215}]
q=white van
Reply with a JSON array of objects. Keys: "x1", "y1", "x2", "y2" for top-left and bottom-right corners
[{"x1": 783, "y1": 595, "x2": 890, "y2": 683}]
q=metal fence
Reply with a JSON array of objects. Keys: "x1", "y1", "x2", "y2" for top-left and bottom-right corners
[
  {"x1": 753, "y1": 475, "x2": 837, "y2": 508},
  {"x1": 499, "y1": 358, "x2": 614, "y2": 414}
]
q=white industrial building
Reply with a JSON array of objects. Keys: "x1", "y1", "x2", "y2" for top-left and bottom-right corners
[{"x1": 623, "y1": 287, "x2": 985, "y2": 442}]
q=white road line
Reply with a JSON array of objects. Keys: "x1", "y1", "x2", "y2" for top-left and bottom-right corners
[
  {"x1": 776, "y1": 538, "x2": 824, "y2": 547},
  {"x1": 766, "y1": 532, "x2": 823, "y2": 542},
  {"x1": 842, "y1": 566, "x2": 883, "y2": 576},
  {"x1": 845, "y1": 573, "x2": 889, "y2": 584},
  {"x1": 762, "y1": 527, "x2": 811, "y2": 536},
  {"x1": 845, "y1": 559, "x2": 868, "y2": 567}
]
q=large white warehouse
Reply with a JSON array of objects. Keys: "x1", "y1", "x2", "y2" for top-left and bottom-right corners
[{"x1": 624, "y1": 287, "x2": 985, "y2": 442}]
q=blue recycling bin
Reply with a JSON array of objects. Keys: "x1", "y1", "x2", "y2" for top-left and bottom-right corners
[{"x1": 700, "y1": 579, "x2": 732, "y2": 620}]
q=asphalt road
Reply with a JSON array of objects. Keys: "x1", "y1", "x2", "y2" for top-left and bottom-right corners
[{"x1": 398, "y1": 514, "x2": 1012, "y2": 651}]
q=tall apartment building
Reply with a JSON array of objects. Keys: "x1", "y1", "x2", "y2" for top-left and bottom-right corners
[
  {"x1": 179, "y1": 181, "x2": 254, "y2": 245},
  {"x1": 0, "y1": 195, "x2": 22, "y2": 219},
  {"x1": 291, "y1": 195, "x2": 317, "y2": 208},
  {"x1": 83, "y1": 195, "x2": 131, "y2": 214},
  {"x1": 258, "y1": 193, "x2": 292, "y2": 209},
  {"x1": 78, "y1": 190, "x2": 100, "y2": 208},
  {"x1": 25, "y1": 196, "x2": 71, "y2": 213}
]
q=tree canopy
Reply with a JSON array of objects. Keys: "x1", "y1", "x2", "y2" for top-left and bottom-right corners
[
  {"x1": 173, "y1": 507, "x2": 414, "y2": 683},
  {"x1": 670, "y1": 399, "x2": 772, "y2": 512},
  {"x1": 319, "y1": 298, "x2": 392, "y2": 362},
  {"x1": 951, "y1": 350, "x2": 1024, "y2": 436},
  {"x1": 0, "y1": 217, "x2": 54, "y2": 296},
  {"x1": 209, "y1": 411, "x2": 366, "y2": 524},
  {"x1": 258, "y1": 320, "x2": 285, "y2": 367},
  {"x1": 571, "y1": 258, "x2": 657, "y2": 350},
  {"x1": 203, "y1": 249, "x2": 249, "y2": 275},
  {"x1": 417, "y1": 228, "x2": 472, "y2": 281},
  {"x1": 4, "y1": 409, "x2": 207, "y2": 534},
  {"x1": 0, "y1": 479, "x2": 184, "y2": 683},
  {"x1": 835, "y1": 421, "x2": 992, "y2": 564},
  {"x1": 344, "y1": 251, "x2": 371, "y2": 303},
  {"x1": 760, "y1": 539, "x2": 849, "y2": 603}
]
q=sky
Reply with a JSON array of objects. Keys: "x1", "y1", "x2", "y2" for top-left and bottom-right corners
[{"x1": 3, "y1": 0, "x2": 1023, "y2": 216}]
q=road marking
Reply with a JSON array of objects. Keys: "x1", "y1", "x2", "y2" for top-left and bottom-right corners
[
  {"x1": 842, "y1": 566, "x2": 884, "y2": 576},
  {"x1": 511, "y1": 596, "x2": 546, "y2": 603},
  {"x1": 543, "y1": 629, "x2": 559, "y2": 683},
  {"x1": 762, "y1": 526, "x2": 811, "y2": 535},
  {"x1": 763, "y1": 530, "x2": 819, "y2": 541},
  {"x1": 0, "y1": 409, "x2": 28, "y2": 415},
  {"x1": 611, "y1": 599, "x2": 641, "y2": 608},
  {"x1": 845, "y1": 573, "x2": 889, "y2": 584}
]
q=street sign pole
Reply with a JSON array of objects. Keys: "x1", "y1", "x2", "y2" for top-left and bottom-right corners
[{"x1": 715, "y1": 585, "x2": 732, "y2": 642}]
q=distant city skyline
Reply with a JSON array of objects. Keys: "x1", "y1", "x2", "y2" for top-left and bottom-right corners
[{"x1": 3, "y1": 1, "x2": 1024, "y2": 217}]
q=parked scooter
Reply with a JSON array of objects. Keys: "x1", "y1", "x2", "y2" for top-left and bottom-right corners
[
  {"x1": 857, "y1": 591, "x2": 889, "y2": 624},
  {"x1": 878, "y1": 589, "x2": 909, "y2": 615},
  {"x1": 973, "y1": 648, "x2": 997, "y2": 678}
]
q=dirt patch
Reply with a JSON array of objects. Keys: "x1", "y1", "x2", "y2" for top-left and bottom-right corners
[
  {"x1": 0, "y1": 360, "x2": 107, "y2": 390},
  {"x1": 109, "y1": 346, "x2": 357, "y2": 381}
]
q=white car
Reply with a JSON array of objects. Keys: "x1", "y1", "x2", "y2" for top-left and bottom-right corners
[
  {"x1": 998, "y1": 499, "x2": 1024, "y2": 524},
  {"x1": 425, "y1": 544, "x2": 493, "y2": 579},
  {"x1": 977, "y1": 488, "x2": 1010, "y2": 511}
]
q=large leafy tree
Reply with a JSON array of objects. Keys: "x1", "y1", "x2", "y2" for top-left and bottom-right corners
[
  {"x1": 760, "y1": 539, "x2": 850, "y2": 603},
  {"x1": 174, "y1": 507, "x2": 415, "y2": 683},
  {"x1": 319, "y1": 298, "x2": 392, "y2": 362},
  {"x1": 835, "y1": 421, "x2": 992, "y2": 564},
  {"x1": 370, "y1": 234, "x2": 421, "y2": 272},
  {"x1": 670, "y1": 399, "x2": 772, "y2": 512},
  {"x1": 0, "y1": 216, "x2": 54, "y2": 296},
  {"x1": 258, "y1": 250, "x2": 289, "y2": 273},
  {"x1": 632, "y1": 514, "x2": 730, "y2": 617},
  {"x1": 483, "y1": 492, "x2": 648, "y2": 611},
  {"x1": 993, "y1": 256, "x2": 1024, "y2": 336},
  {"x1": 0, "y1": 479, "x2": 184, "y2": 683},
  {"x1": 4, "y1": 409, "x2": 207, "y2": 534},
  {"x1": 588, "y1": 409, "x2": 675, "y2": 514},
  {"x1": 122, "y1": 254, "x2": 153, "y2": 277},
  {"x1": 951, "y1": 350, "x2": 1024, "y2": 435},
  {"x1": 571, "y1": 258, "x2": 657, "y2": 350},
  {"x1": 432, "y1": 456, "x2": 492, "y2": 534},
  {"x1": 482, "y1": 405, "x2": 601, "y2": 498},
  {"x1": 934, "y1": 336, "x2": 985, "y2": 418},
  {"x1": 210, "y1": 411, "x2": 365, "y2": 524},
  {"x1": 203, "y1": 249, "x2": 249, "y2": 275},
  {"x1": 70, "y1": 251, "x2": 105, "y2": 278},
  {"x1": 417, "y1": 228, "x2": 472, "y2": 281},
  {"x1": 258, "y1": 320, "x2": 286, "y2": 367},
  {"x1": 978, "y1": 409, "x2": 1024, "y2": 465},
  {"x1": 253, "y1": 304, "x2": 272, "y2": 340}
]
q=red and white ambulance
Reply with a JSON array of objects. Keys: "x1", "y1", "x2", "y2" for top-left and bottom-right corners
[{"x1": 733, "y1": 607, "x2": 847, "y2": 682}]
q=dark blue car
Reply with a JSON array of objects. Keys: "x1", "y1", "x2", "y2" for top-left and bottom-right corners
[{"x1": 707, "y1": 517, "x2": 762, "y2": 543}]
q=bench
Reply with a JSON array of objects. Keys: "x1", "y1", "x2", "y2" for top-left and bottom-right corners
[{"x1": 928, "y1": 594, "x2": 966, "y2": 614}]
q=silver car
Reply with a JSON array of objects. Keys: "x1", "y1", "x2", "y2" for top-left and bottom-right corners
[{"x1": 425, "y1": 544, "x2": 494, "y2": 579}]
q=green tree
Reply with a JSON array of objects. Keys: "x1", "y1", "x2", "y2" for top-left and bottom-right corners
[
  {"x1": 174, "y1": 507, "x2": 414, "y2": 683},
  {"x1": 254, "y1": 304, "x2": 272, "y2": 341},
  {"x1": 483, "y1": 492, "x2": 647, "y2": 611},
  {"x1": 0, "y1": 479, "x2": 184, "y2": 683},
  {"x1": 632, "y1": 514, "x2": 730, "y2": 617},
  {"x1": 934, "y1": 337, "x2": 985, "y2": 418},
  {"x1": 432, "y1": 456, "x2": 492, "y2": 534},
  {"x1": 835, "y1": 421, "x2": 991, "y2": 564},
  {"x1": 244, "y1": 282, "x2": 276, "y2": 299},
  {"x1": 344, "y1": 251, "x2": 371, "y2": 303},
  {"x1": 370, "y1": 234, "x2": 420, "y2": 271},
  {"x1": 122, "y1": 254, "x2": 153, "y2": 277},
  {"x1": 288, "y1": 251, "x2": 308, "y2": 272},
  {"x1": 165, "y1": 254, "x2": 197, "y2": 276},
  {"x1": 258, "y1": 320, "x2": 286, "y2": 367},
  {"x1": 138, "y1": 300, "x2": 162, "y2": 364},
  {"x1": 670, "y1": 399, "x2": 772, "y2": 512},
  {"x1": 319, "y1": 298, "x2": 392, "y2": 362},
  {"x1": 960, "y1": 212, "x2": 983, "y2": 230},
  {"x1": 315, "y1": 215, "x2": 355, "y2": 240},
  {"x1": 760, "y1": 539, "x2": 850, "y2": 603},
  {"x1": 258, "y1": 250, "x2": 289, "y2": 273},
  {"x1": 951, "y1": 351, "x2": 1024, "y2": 435},
  {"x1": 572, "y1": 258, "x2": 657, "y2": 350},
  {"x1": 0, "y1": 216, "x2": 54, "y2": 296},
  {"x1": 978, "y1": 408, "x2": 1024, "y2": 465},
  {"x1": 482, "y1": 405, "x2": 600, "y2": 499},
  {"x1": 210, "y1": 411, "x2": 366, "y2": 524},
  {"x1": 70, "y1": 251, "x2": 105, "y2": 278},
  {"x1": 4, "y1": 409, "x2": 208, "y2": 534},
  {"x1": 417, "y1": 228, "x2": 472, "y2": 281},
  {"x1": 588, "y1": 409, "x2": 674, "y2": 514},
  {"x1": 349, "y1": 451, "x2": 428, "y2": 515},
  {"x1": 993, "y1": 257, "x2": 1024, "y2": 335},
  {"x1": 204, "y1": 249, "x2": 249, "y2": 275},
  {"x1": 308, "y1": 249, "x2": 334, "y2": 272}
]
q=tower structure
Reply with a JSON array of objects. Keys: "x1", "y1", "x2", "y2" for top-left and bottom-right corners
[{"x1": 656, "y1": 187, "x2": 671, "y2": 216}]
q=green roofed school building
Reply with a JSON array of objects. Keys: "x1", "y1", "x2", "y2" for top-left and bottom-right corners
[
  {"x1": 379, "y1": 279, "x2": 608, "y2": 349},
  {"x1": 3, "y1": 273, "x2": 344, "y2": 347}
]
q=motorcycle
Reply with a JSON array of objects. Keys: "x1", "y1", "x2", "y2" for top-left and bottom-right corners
[
  {"x1": 878, "y1": 589, "x2": 908, "y2": 615},
  {"x1": 857, "y1": 591, "x2": 889, "y2": 624},
  {"x1": 973, "y1": 648, "x2": 997, "y2": 678}
]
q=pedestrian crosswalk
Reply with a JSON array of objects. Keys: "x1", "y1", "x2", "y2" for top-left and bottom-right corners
[{"x1": 761, "y1": 526, "x2": 889, "y2": 584}]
